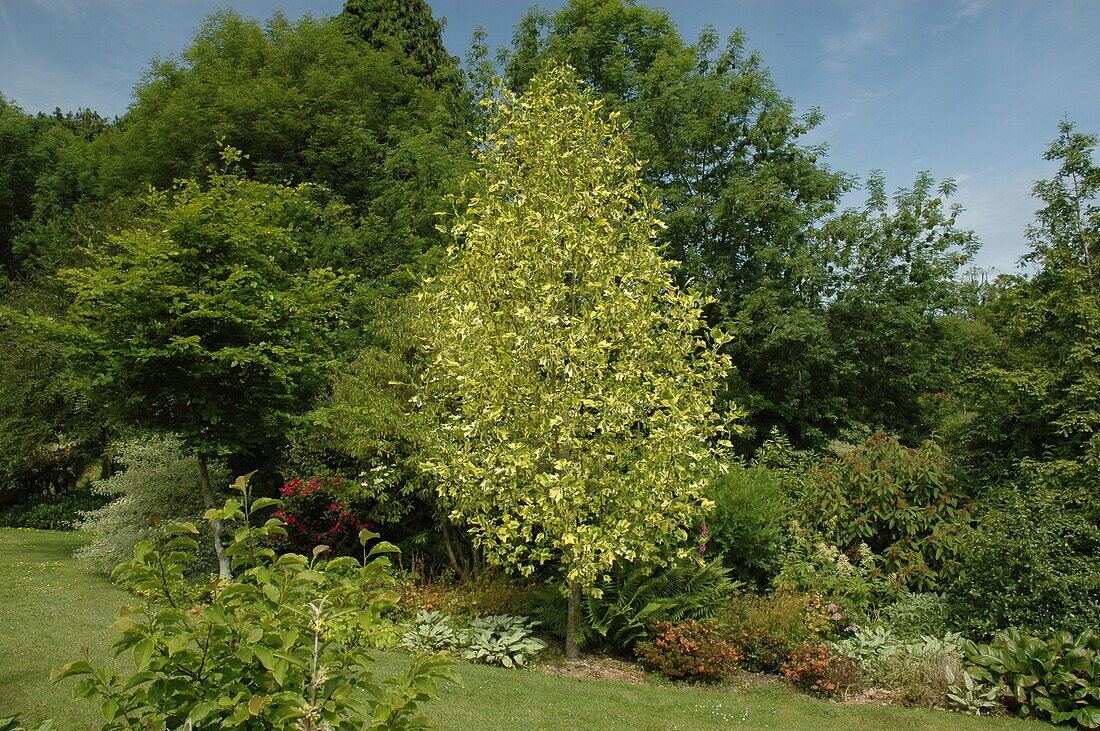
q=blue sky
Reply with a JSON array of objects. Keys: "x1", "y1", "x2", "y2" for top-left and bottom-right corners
[{"x1": 1, "y1": 1, "x2": 1097, "y2": 272}]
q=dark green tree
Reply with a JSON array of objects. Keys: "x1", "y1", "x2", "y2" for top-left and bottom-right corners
[
  {"x1": 52, "y1": 153, "x2": 349, "y2": 578},
  {"x1": 0, "y1": 95, "x2": 38, "y2": 273},
  {"x1": 89, "y1": 9, "x2": 470, "y2": 280},
  {"x1": 822, "y1": 172, "x2": 979, "y2": 441},
  {"x1": 340, "y1": 0, "x2": 459, "y2": 87},
  {"x1": 964, "y1": 123, "x2": 1100, "y2": 469},
  {"x1": 0, "y1": 98, "x2": 107, "y2": 274},
  {"x1": 502, "y1": 0, "x2": 977, "y2": 448},
  {"x1": 950, "y1": 123, "x2": 1100, "y2": 634}
]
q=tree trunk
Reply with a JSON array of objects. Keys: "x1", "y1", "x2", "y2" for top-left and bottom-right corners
[
  {"x1": 197, "y1": 454, "x2": 231, "y2": 581},
  {"x1": 441, "y1": 521, "x2": 468, "y2": 582},
  {"x1": 565, "y1": 581, "x2": 582, "y2": 660}
]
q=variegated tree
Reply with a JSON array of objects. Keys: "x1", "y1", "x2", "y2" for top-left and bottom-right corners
[{"x1": 419, "y1": 66, "x2": 735, "y2": 658}]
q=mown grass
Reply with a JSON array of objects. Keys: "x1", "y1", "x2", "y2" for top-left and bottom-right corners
[{"x1": 0, "y1": 528, "x2": 1049, "y2": 730}]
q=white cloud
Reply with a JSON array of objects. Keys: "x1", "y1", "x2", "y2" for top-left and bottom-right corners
[{"x1": 821, "y1": 3, "x2": 907, "y2": 70}]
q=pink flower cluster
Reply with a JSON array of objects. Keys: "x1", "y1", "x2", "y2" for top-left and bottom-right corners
[{"x1": 272, "y1": 476, "x2": 374, "y2": 556}]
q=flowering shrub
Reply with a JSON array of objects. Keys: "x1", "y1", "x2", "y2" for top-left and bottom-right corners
[
  {"x1": 635, "y1": 620, "x2": 740, "y2": 682},
  {"x1": 792, "y1": 434, "x2": 972, "y2": 592},
  {"x1": 774, "y1": 523, "x2": 900, "y2": 611},
  {"x1": 275, "y1": 477, "x2": 375, "y2": 556},
  {"x1": 781, "y1": 643, "x2": 860, "y2": 697}
]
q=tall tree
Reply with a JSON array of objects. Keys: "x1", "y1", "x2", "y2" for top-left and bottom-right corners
[
  {"x1": 964, "y1": 122, "x2": 1100, "y2": 469},
  {"x1": 0, "y1": 98, "x2": 106, "y2": 274},
  {"x1": 0, "y1": 95, "x2": 38, "y2": 273},
  {"x1": 51, "y1": 151, "x2": 349, "y2": 578},
  {"x1": 502, "y1": 1, "x2": 843, "y2": 446},
  {"x1": 950, "y1": 123, "x2": 1100, "y2": 633},
  {"x1": 419, "y1": 67, "x2": 733, "y2": 659},
  {"x1": 502, "y1": 1, "x2": 986, "y2": 448},
  {"x1": 506, "y1": 1, "x2": 844, "y2": 303},
  {"x1": 90, "y1": 9, "x2": 470, "y2": 279},
  {"x1": 340, "y1": 0, "x2": 459, "y2": 87},
  {"x1": 820, "y1": 171, "x2": 979, "y2": 441}
]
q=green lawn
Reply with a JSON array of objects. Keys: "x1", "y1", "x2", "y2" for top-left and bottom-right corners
[{"x1": 0, "y1": 528, "x2": 1050, "y2": 730}]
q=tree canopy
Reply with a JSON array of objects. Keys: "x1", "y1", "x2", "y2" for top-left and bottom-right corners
[{"x1": 56, "y1": 153, "x2": 348, "y2": 460}]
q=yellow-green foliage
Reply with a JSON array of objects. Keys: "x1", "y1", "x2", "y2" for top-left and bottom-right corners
[{"x1": 418, "y1": 66, "x2": 735, "y2": 592}]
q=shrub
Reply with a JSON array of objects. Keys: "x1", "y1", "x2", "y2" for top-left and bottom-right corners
[
  {"x1": 879, "y1": 592, "x2": 951, "y2": 639},
  {"x1": 781, "y1": 644, "x2": 860, "y2": 697},
  {"x1": 0, "y1": 715, "x2": 52, "y2": 731},
  {"x1": 532, "y1": 556, "x2": 735, "y2": 653},
  {"x1": 400, "y1": 574, "x2": 531, "y2": 622},
  {"x1": 395, "y1": 611, "x2": 546, "y2": 668},
  {"x1": 721, "y1": 592, "x2": 833, "y2": 673},
  {"x1": 792, "y1": 434, "x2": 972, "y2": 591},
  {"x1": 945, "y1": 666, "x2": 1004, "y2": 716},
  {"x1": 964, "y1": 628, "x2": 1100, "y2": 728},
  {"x1": 950, "y1": 461, "x2": 1100, "y2": 637},
  {"x1": 52, "y1": 475, "x2": 457, "y2": 729},
  {"x1": 774, "y1": 524, "x2": 900, "y2": 612},
  {"x1": 462, "y1": 615, "x2": 547, "y2": 668},
  {"x1": 704, "y1": 462, "x2": 792, "y2": 587},
  {"x1": 75, "y1": 435, "x2": 226, "y2": 575},
  {"x1": 274, "y1": 476, "x2": 377, "y2": 557},
  {"x1": 0, "y1": 490, "x2": 106, "y2": 530},
  {"x1": 635, "y1": 620, "x2": 740, "y2": 682}
]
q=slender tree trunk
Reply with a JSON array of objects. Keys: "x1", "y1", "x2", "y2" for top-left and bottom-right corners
[
  {"x1": 196, "y1": 454, "x2": 230, "y2": 581},
  {"x1": 466, "y1": 541, "x2": 483, "y2": 581},
  {"x1": 440, "y1": 521, "x2": 468, "y2": 581},
  {"x1": 565, "y1": 581, "x2": 582, "y2": 660}
]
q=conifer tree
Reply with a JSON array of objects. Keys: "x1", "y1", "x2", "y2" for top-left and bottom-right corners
[{"x1": 340, "y1": 0, "x2": 458, "y2": 86}]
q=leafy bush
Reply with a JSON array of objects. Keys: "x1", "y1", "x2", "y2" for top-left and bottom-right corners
[
  {"x1": 704, "y1": 462, "x2": 792, "y2": 587},
  {"x1": 397, "y1": 611, "x2": 464, "y2": 654},
  {"x1": 0, "y1": 715, "x2": 52, "y2": 731},
  {"x1": 833, "y1": 626, "x2": 965, "y2": 667},
  {"x1": 781, "y1": 644, "x2": 860, "y2": 697},
  {"x1": 792, "y1": 434, "x2": 972, "y2": 591},
  {"x1": 945, "y1": 666, "x2": 1004, "y2": 716},
  {"x1": 0, "y1": 490, "x2": 106, "y2": 530},
  {"x1": 879, "y1": 592, "x2": 951, "y2": 639},
  {"x1": 774, "y1": 524, "x2": 899, "y2": 611},
  {"x1": 635, "y1": 620, "x2": 740, "y2": 682},
  {"x1": 532, "y1": 556, "x2": 735, "y2": 653},
  {"x1": 396, "y1": 611, "x2": 546, "y2": 668},
  {"x1": 274, "y1": 476, "x2": 376, "y2": 557},
  {"x1": 950, "y1": 461, "x2": 1100, "y2": 637},
  {"x1": 964, "y1": 628, "x2": 1100, "y2": 728},
  {"x1": 722, "y1": 592, "x2": 834, "y2": 673},
  {"x1": 75, "y1": 435, "x2": 226, "y2": 575},
  {"x1": 462, "y1": 615, "x2": 547, "y2": 668},
  {"x1": 52, "y1": 475, "x2": 456, "y2": 729}
]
